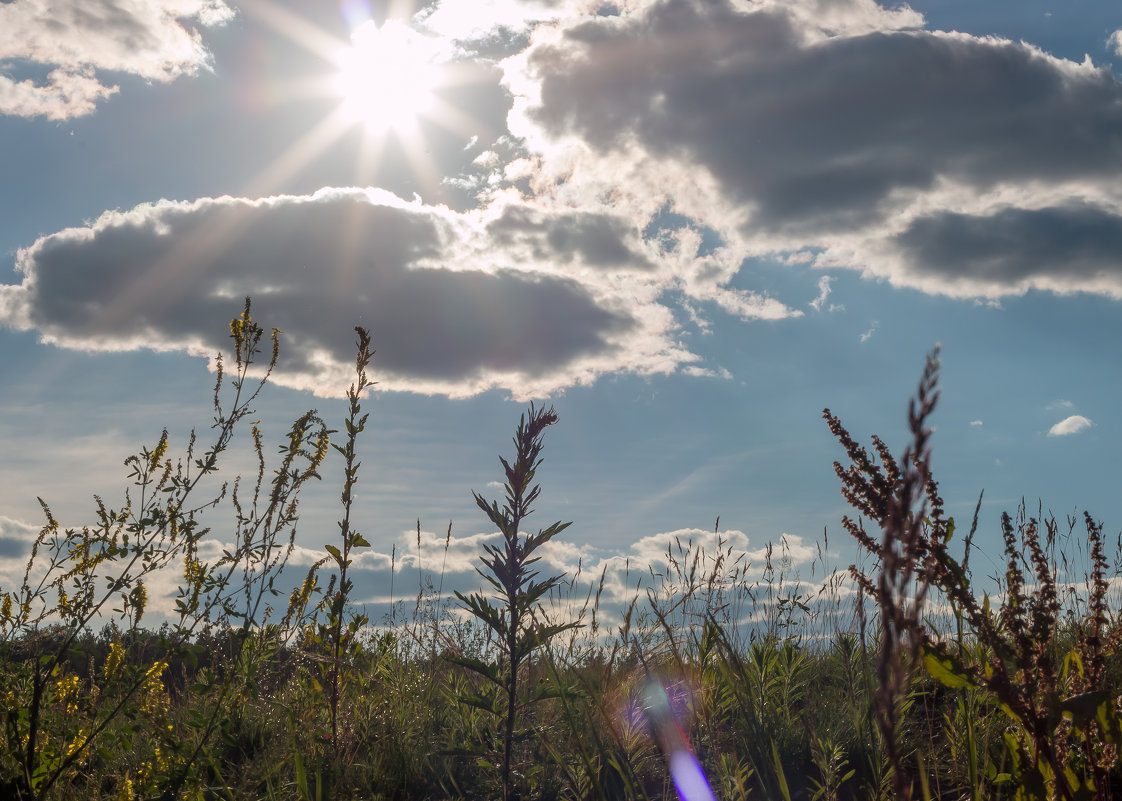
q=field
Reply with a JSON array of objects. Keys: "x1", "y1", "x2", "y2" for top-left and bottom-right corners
[{"x1": 2, "y1": 305, "x2": 1120, "y2": 801}]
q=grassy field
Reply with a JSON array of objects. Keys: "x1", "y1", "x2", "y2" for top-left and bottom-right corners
[{"x1": 2, "y1": 304, "x2": 1120, "y2": 801}]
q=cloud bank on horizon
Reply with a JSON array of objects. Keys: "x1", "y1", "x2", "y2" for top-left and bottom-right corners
[
  {"x1": 5, "y1": 0, "x2": 1122, "y2": 399},
  {"x1": 0, "y1": 514, "x2": 829, "y2": 628}
]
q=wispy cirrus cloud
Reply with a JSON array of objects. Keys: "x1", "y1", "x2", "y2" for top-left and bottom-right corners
[{"x1": 0, "y1": 0, "x2": 234, "y2": 120}]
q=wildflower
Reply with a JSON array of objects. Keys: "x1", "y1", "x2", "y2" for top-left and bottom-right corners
[
  {"x1": 140, "y1": 660, "x2": 169, "y2": 717},
  {"x1": 54, "y1": 673, "x2": 81, "y2": 714},
  {"x1": 104, "y1": 639, "x2": 125, "y2": 680},
  {"x1": 287, "y1": 571, "x2": 318, "y2": 618},
  {"x1": 149, "y1": 432, "x2": 169, "y2": 471},
  {"x1": 116, "y1": 776, "x2": 135, "y2": 801},
  {"x1": 131, "y1": 581, "x2": 148, "y2": 625},
  {"x1": 65, "y1": 729, "x2": 86, "y2": 758}
]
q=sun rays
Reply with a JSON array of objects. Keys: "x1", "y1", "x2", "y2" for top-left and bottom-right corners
[
  {"x1": 235, "y1": 0, "x2": 481, "y2": 198},
  {"x1": 332, "y1": 20, "x2": 443, "y2": 135}
]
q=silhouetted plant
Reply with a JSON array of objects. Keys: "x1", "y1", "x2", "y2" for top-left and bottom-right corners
[
  {"x1": 827, "y1": 348, "x2": 1122, "y2": 801},
  {"x1": 322, "y1": 326, "x2": 374, "y2": 760},
  {"x1": 453, "y1": 404, "x2": 580, "y2": 800}
]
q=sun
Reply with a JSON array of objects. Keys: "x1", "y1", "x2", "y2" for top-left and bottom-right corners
[{"x1": 331, "y1": 20, "x2": 445, "y2": 134}]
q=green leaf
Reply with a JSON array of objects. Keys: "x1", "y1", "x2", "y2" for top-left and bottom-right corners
[
  {"x1": 922, "y1": 646, "x2": 979, "y2": 690},
  {"x1": 459, "y1": 688, "x2": 501, "y2": 715},
  {"x1": 446, "y1": 653, "x2": 503, "y2": 687}
]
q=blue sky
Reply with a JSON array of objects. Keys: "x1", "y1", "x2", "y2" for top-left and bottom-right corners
[{"x1": 2, "y1": 0, "x2": 1122, "y2": 624}]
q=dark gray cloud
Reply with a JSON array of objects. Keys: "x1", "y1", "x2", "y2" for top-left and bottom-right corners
[
  {"x1": 526, "y1": 0, "x2": 1122, "y2": 232},
  {"x1": 486, "y1": 204, "x2": 655, "y2": 269},
  {"x1": 506, "y1": 0, "x2": 1122, "y2": 298},
  {"x1": 0, "y1": 189, "x2": 671, "y2": 398},
  {"x1": 896, "y1": 204, "x2": 1122, "y2": 293},
  {"x1": 0, "y1": 516, "x2": 38, "y2": 560}
]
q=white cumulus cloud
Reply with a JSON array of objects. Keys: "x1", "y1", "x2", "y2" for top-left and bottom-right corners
[
  {"x1": 1048, "y1": 415, "x2": 1093, "y2": 437},
  {"x1": 0, "y1": 0, "x2": 234, "y2": 120}
]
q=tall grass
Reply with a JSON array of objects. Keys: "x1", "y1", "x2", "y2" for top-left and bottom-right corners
[{"x1": 1, "y1": 306, "x2": 1120, "y2": 800}]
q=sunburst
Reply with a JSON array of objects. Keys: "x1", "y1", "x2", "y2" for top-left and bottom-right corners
[
  {"x1": 234, "y1": 0, "x2": 480, "y2": 196},
  {"x1": 332, "y1": 20, "x2": 445, "y2": 135}
]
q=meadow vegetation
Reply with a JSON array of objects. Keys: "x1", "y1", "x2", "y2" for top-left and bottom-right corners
[{"x1": 2, "y1": 302, "x2": 1120, "y2": 800}]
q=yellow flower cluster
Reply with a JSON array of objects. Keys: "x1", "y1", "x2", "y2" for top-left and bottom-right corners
[
  {"x1": 140, "y1": 660, "x2": 169, "y2": 717},
  {"x1": 116, "y1": 776, "x2": 135, "y2": 801},
  {"x1": 136, "y1": 743, "x2": 170, "y2": 792},
  {"x1": 287, "y1": 572, "x2": 318, "y2": 619},
  {"x1": 149, "y1": 433, "x2": 169, "y2": 471},
  {"x1": 62, "y1": 537, "x2": 110, "y2": 581},
  {"x1": 54, "y1": 673, "x2": 81, "y2": 715},
  {"x1": 131, "y1": 581, "x2": 148, "y2": 625},
  {"x1": 65, "y1": 728, "x2": 86, "y2": 758},
  {"x1": 104, "y1": 639, "x2": 126, "y2": 680},
  {"x1": 183, "y1": 555, "x2": 206, "y2": 611}
]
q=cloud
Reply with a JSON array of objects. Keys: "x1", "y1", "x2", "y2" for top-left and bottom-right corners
[
  {"x1": 0, "y1": 0, "x2": 234, "y2": 120},
  {"x1": 970, "y1": 420, "x2": 983, "y2": 427},
  {"x1": 894, "y1": 204, "x2": 1122, "y2": 299},
  {"x1": 0, "y1": 513, "x2": 838, "y2": 631},
  {"x1": 1048, "y1": 415, "x2": 1093, "y2": 437},
  {"x1": 859, "y1": 321, "x2": 877, "y2": 342},
  {"x1": 422, "y1": 0, "x2": 563, "y2": 44},
  {"x1": 500, "y1": 0, "x2": 1122, "y2": 302},
  {"x1": 0, "y1": 515, "x2": 40, "y2": 560},
  {"x1": 809, "y1": 275, "x2": 832, "y2": 311},
  {"x1": 1111, "y1": 30, "x2": 1122, "y2": 57},
  {"x1": 0, "y1": 187, "x2": 705, "y2": 399},
  {"x1": 485, "y1": 203, "x2": 657, "y2": 270}
]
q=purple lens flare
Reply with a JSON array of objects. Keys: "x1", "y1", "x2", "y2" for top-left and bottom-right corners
[{"x1": 641, "y1": 680, "x2": 718, "y2": 801}]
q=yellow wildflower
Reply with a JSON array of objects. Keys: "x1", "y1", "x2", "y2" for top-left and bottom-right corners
[
  {"x1": 131, "y1": 581, "x2": 147, "y2": 625},
  {"x1": 149, "y1": 433, "x2": 168, "y2": 471},
  {"x1": 54, "y1": 673, "x2": 81, "y2": 714},
  {"x1": 104, "y1": 639, "x2": 125, "y2": 680},
  {"x1": 116, "y1": 776, "x2": 135, "y2": 801},
  {"x1": 140, "y1": 660, "x2": 169, "y2": 717},
  {"x1": 65, "y1": 729, "x2": 86, "y2": 758}
]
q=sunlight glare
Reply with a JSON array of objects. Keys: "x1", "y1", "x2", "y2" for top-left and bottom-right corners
[{"x1": 332, "y1": 20, "x2": 444, "y2": 134}]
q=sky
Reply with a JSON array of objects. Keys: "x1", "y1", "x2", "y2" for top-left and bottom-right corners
[{"x1": 2, "y1": 0, "x2": 1122, "y2": 629}]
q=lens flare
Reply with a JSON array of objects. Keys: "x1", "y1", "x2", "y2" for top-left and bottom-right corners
[{"x1": 641, "y1": 680, "x2": 718, "y2": 801}]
